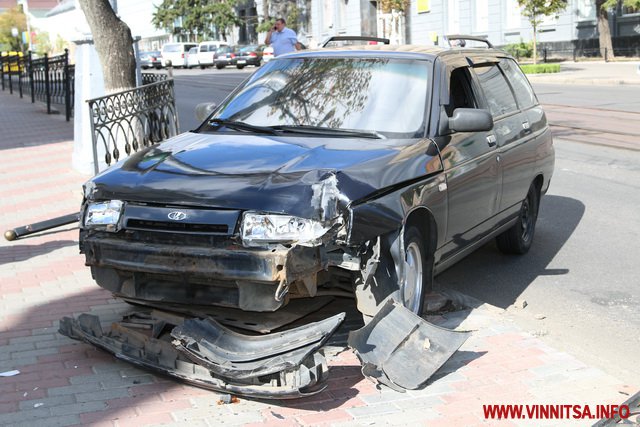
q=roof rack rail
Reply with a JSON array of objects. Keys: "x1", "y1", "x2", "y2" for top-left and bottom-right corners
[
  {"x1": 321, "y1": 36, "x2": 391, "y2": 48},
  {"x1": 444, "y1": 35, "x2": 494, "y2": 49}
]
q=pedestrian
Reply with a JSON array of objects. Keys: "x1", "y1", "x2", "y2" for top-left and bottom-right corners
[{"x1": 265, "y1": 18, "x2": 301, "y2": 57}]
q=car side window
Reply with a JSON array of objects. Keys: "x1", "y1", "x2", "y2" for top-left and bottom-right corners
[
  {"x1": 499, "y1": 58, "x2": 537, "y2": 110},
  {"x1": 445, "y1": 67, "x2": 478, "y2": 117},
  {"x1": 474, "y1": 64, "x2": 518, "y2": 118}
]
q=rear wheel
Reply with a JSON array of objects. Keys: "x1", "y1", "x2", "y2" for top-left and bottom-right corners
[
  {"x1": 496, "y1": 183, "x2": 540, "y2": 254},
  {"x1": 216, "y1": 64, "x2": 224, "y2": 70},
  {"x1": 400, "y1": 226, "x2": 429, "y2": 314},
  {"x1": 236, "y1": 65, "x2": 245, "y2": 69}
]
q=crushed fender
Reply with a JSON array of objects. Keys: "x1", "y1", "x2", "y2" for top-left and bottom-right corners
[
  {"x1": 59, "y1": 310, "x2": 345, "y2": 399},
  {"x1": 348, "y1": 299, "x2": 470, "y2": 391}
]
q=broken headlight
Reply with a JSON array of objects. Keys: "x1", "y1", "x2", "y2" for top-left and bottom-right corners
[
  {"x1": 83, "y1": 200, "x2": 124, "y2": 232},
  {"x1": 241, "y1": 213, "x2": 328, "y2": 246}
]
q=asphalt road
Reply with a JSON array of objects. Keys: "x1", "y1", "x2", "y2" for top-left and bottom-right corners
[{"x1": 170, "y1": 68, "x2": 640, "y2": 385}]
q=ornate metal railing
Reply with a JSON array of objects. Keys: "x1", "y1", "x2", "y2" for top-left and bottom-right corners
[
  {"x1": 87, "y1": 79, "x2": 179, "y2": 175},
  {"x1": 141, "y1": 72, "x2": 168, "y2": 86},
  {"x1": 0, "y1": 50, "x2": 74, "y2": 121}
]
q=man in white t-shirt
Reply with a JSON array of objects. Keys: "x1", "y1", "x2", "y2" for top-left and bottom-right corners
[{"x1": 265, "y1": 18, "x2": 301, "y2": 57}]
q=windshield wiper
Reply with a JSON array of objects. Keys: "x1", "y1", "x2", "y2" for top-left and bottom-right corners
[
  {"x1": 270, "y1": 125, "x2": 384, "y2": 139},
  {"x1": 208, "y1": 119, "x2": 279, "y2": 135}
]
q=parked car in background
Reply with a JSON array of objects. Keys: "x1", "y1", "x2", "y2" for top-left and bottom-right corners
[
  {"x1": 139, "y1": 50, "x2": 162, "y2": 69},
  {"x1": 186, "y1": 47, "x2": 199, "y2": 69},
  {"x1": 161, "y1": 42, "x2": 197, "y2": 68},
  {"x1": 213, "y1": 45, "x2": 238, "y2": 69},
  {"x1": 197, "y1": 41, "x2": 228, "y2": 68},
  {"x1": 262, "y1": 46, "x2": 274, "y2": 63},
  {"x1": 234, "y1": 45, "x2": 263, "y2": 69}
]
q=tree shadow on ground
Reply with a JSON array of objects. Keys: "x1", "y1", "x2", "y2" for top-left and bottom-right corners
[{"x1": 0, "y1": 240, "x2": 77, "y2": 265}]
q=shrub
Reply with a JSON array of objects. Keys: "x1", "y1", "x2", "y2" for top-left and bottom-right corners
[
  {"x1": 503, "y1": 41, "x2": 534, "y2": 58},
  {"x1": 519, "y1": 64, "x2": 561, "y2": 74}
]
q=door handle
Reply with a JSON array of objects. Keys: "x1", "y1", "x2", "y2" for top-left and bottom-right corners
[{"x1": 486, "y1": 134, "x2": 497, "y2": 147}]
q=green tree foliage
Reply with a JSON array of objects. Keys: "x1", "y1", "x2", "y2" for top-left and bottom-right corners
[
  {"x1": 517, "y1": 0, "x2": 567, "y2": 64},
  {"x1": 152, "y1": 0, "x2": 239, "y2": 42},
  {"x1": 0, "y1": 7, "x2": 27, "y2": 52}
]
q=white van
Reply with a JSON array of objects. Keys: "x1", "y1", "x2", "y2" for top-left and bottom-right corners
[
  {"x1": 161, "y1": 42, "x2": 197, "y2": 68},
  {"x1": 197, "y1": 41, "x2": 229, "y2": 68}
]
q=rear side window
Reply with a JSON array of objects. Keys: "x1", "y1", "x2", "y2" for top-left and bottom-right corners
[
  {"x1": 474, "y1": 64, "x2": 518, "y2": 118},
  {"x1": 499, "y1": 58, "x2": 537, "y2": 110}
]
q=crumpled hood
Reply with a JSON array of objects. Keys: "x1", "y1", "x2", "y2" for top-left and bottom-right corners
[{"x1": 86, "y1": 132, "x2": 442, "y2": 221}]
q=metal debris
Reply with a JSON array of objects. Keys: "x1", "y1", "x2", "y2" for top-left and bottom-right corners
[
  {"x1": 59, "y1": 311, "x2": 345, "y2": 399},
  {"x1": 348, "y1": 299, "x2": 470, "y2": 390}
]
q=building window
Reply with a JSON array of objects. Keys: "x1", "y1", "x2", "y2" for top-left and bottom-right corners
[
  {"x1": 475, "y1": 0, "x2": 488, "y2": 33},
  {"x1": 505, "y1": 0, "x2": 521, "y2": 29},
  {"x1": 448, "y1": 0, "x2": 460, "y2": 34}
]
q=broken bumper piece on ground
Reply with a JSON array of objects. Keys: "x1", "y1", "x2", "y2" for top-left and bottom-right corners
[
  {"x1": 59, "y1": 311, "x2": 345, "y2": 399},
  {"x1": 348, "y1": 299, "x2": 471, "y2": 391}
]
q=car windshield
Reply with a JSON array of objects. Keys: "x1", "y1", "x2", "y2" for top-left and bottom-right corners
[
  {"x1": 240, "y1": 45, "x2": 258, "y2": 53},
  {"x1": 211, "y1": 57, "x2": 430, "y2": 138},
  {"x1": 163, "y1": 44, "x2": 181, "y2": 53}
]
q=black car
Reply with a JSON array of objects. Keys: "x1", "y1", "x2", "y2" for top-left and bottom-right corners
[
  {"x1": 234, "y1": 45, "x2": 264, "y2": 69},
  {"x1": 80, "y1": 40, "x2": 554, "y2": 319},
  {"x1": 213, "y1": 45, "x2": 238, "y2": 69},
  {"x1": 139, "y1": 50, "x2": 162, "y2": 69}
]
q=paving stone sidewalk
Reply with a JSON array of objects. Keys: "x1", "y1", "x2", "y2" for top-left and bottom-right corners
[{"x1": 0, "y1": 90, "x2": 637, "y2": 427}]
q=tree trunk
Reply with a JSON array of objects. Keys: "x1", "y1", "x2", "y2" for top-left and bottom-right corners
[
  {"x1": 596, "y1": 0, "x2": 615, "y2": 60},
  {"x1": 532, "y1": 25, "x2": 538, "y2": 65},
  {"x1": 78, "y1": 0, "x2": 136, "y2": 93}
]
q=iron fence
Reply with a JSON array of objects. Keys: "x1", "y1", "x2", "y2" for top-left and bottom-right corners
[
  {"x1": 87, "y1": 79, "x2": 179, "y2": 175},
  {"x1": 0, "y1": 49, "x2": 74, "y2": 121},
  {"x1": 141, "y1": 72, "x2": 168, "y2": 85}
]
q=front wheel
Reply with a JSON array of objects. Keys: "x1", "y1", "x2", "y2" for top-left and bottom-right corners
[
  {"x1": 401, "y1": 226, "x2": 430, "y2": 314},
  {"x1": 236, "y1": 65, "x2": 245, "y2": 69},
  {"x1": 496, "y1": 183, "x2": 540, "y2": 254}
]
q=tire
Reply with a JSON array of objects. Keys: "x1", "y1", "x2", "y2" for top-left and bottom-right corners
[
  {"x1": 496, "y1": 183, "x2": 540, "y2": 254},
  {"x1": 236, "y1": 65, "x2": 245, "y2": 70},
  {"x1": 400, "y1": 226, "x2": 430, "y2": 314},
  {"x1": 216, "y1": 64, "x2": 224, "y2": 70},
  {"x1": 200, "y1": 65, "x2": 205, "y2": 70}
]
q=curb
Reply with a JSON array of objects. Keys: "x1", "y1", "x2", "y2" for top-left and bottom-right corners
[{"x1": 527, "y1": 76, "x2": 640, "y2": 86}]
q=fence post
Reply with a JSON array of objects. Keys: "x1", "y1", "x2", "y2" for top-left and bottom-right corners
[
  {"x1": 28, "y1": 51, "x2": 35, "y2": 103},
  {"x1": 8, "y1": 54, "x2": 13, "y2": 95},
  {"x1": 1, "y1": 55, "x2": 4, "y2": 91},
  {"x1": 18, "y1": 55, "x2": 23, "y2": 99},
  {"x1": 543, "y1": 48, "x2": 548, "y2": 63},
  {"x1": 44, "y1": 53, "x2": 51, "y2": 114},
  {"x1": 64, "y1": 49, "x2": 71, "y2": 121}
]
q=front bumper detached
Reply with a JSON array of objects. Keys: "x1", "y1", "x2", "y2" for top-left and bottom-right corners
[{"x1": 59, "y1": 310, "x2": 345, "y2": 399}]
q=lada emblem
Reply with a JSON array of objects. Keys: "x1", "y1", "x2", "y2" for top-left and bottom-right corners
[{"x1": 167, "y1": 211, "x2": 187, "y2": 221}]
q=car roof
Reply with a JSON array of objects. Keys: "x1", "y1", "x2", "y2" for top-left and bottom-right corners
[{"x1": 282, "y1": 44, "x2": 510, "y2": 62}]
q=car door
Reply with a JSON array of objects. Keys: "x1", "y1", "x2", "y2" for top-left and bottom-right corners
[
  {"x1": 494, "y1": 58, "x2": 539, "y2": 213},
  {"x1": 434, "y1": 62, "x2": 501, "y2": 260}
]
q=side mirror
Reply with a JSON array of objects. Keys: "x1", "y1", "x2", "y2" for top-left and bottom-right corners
[
  {"x1": 195, "y1": 102, "x2": 217, "y2": 123},
  {"x1": 448, "y1": 108, "x2": 494, "y2": 132}
]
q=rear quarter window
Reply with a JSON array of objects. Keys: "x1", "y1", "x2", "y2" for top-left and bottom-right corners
[
  {"x1": 499, "y1": 58, "x2": 537, "y2": 110},
  {"x1": 474, "y1": 64, "x2": 518, "y2": 118}
]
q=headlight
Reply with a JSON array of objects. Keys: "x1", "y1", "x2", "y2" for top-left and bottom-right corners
[
  {"x1": 83, "y1": 200, "x2": 124, "y2": 231},
  {"x1": 241, "y1": 213, "x2": 328, "y2": 246}
]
